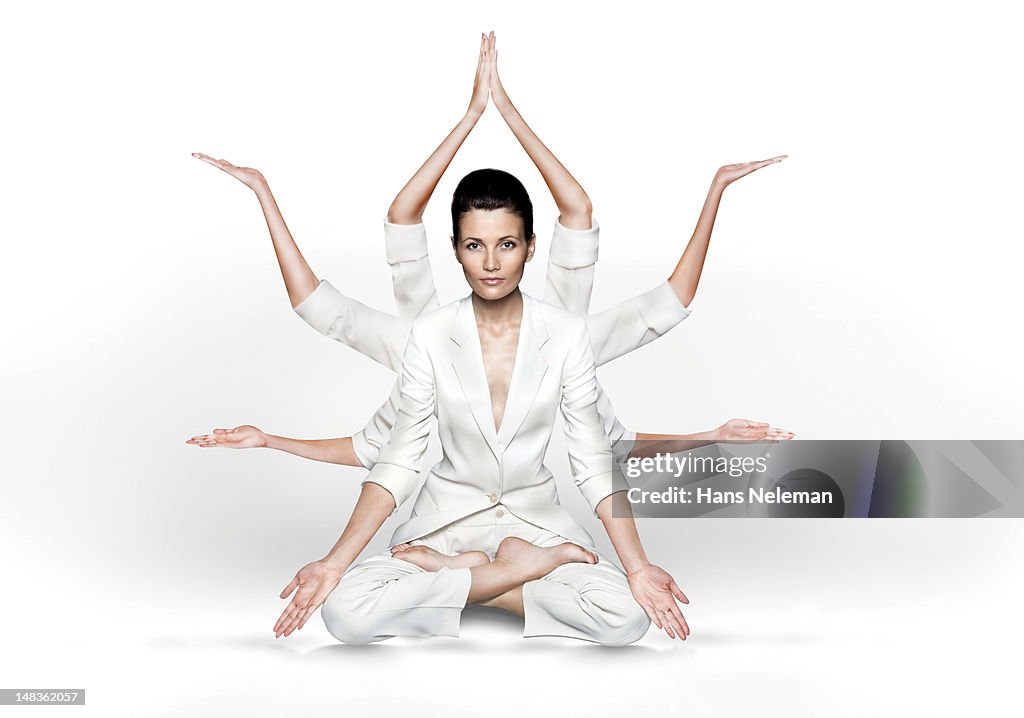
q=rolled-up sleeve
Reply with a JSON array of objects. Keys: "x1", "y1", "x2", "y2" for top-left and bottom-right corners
[
  {"x1": 293, "y1": 279, "x2": 412, "y2": 372},
  {"x1": 585, "y1": 281, "x2": 691, "y2": 367},
  {"x1": 560, "y1": 318, "x2": 629, "y2": 515},
  {"x1": 362, "y1": 323, "x2": 436, "y2": 513},
  {"x1": 544, "y1": 219, "x2": 599, "y2": 316},
  {"x1": 350, "y1": 380, "x2": 401, "y2": 469},
  {"x1": 383, "y1": 220, "x2": 440, "y2": 318}
]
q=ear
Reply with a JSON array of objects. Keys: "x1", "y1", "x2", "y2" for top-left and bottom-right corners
[
  {"x1": 525, "y1": 234, "x2": 537, "y2": 262},
  {"x1": 451, "y1": 236, "x2": 462, "y2": 264}
]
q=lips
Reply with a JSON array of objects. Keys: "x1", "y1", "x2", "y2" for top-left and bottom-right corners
[{"x1": 480, "y1": 278, "x2": 504, "y2": 285}]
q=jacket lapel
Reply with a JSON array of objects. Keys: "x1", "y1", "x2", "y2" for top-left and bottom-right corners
[
  {"x1": 448, "y1": 293, "x2": 550, "y2": 464},
  {"x1": 449, "y1": 295, "x2": 502, "y2": 464},
  {"x1": 496, "y1": 294, "x2": 549, "y2": 450}
]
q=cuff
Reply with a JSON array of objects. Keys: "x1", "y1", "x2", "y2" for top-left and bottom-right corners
[
  {"x1": 576, "y1": 468, "x2": 631, "y2": 517},
  {"x1": 351, "y1": 430, "x2": 376, "y2": 470},
  {"x1": 548, "y1": 218, "x2": 600, "y2": 269},
  {"x1": 637, "y1": 281, "x2": 692, "y2": 336},
  {"x1": 361, "y1": 462, "x2": 420, "y2": 514},
  {"x1": 383, "y1": 220, "x2": 429, "y2": 265},
  {"x1": 293, "y1": 279, "x2": 348, "y2": 336},
  {"x1": 611, "y1": 430, "x2": 638, "y2": 466}
]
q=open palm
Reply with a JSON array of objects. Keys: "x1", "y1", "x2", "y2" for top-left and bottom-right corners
[
  {"x1": 185, "y1": 425, "x2": 267, "y2": 449},
  {"x1": 627, "y1": 564, "x2": 690, "y2": 640},
  {"x1": 714, "y1": 155, "x2": 787, "y2": 187},
  {"x1": 274, "y1": 559, "x2": 343, "y2": 638},
  {"x1": 717, "y1": 419, "x2": 794, "y2": 442},
  {"x1": 192, "y1": 152, "x2": 267, "y2": 191}
]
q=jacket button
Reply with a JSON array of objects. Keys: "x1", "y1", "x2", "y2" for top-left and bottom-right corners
[
  {"x1": 495, "y1": 509, "x2": 506, "y2": 518},
  {"x1": 487, "y1": 493, "x2": 498, "y2": 503}
]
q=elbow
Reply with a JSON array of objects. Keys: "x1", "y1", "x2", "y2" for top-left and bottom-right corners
[
  {"x1": 386, "y1": 202, "x2": 423, "y2": 226},
  {"x1": 559, "y1": 198, "x2": 593, "y2": 230}
]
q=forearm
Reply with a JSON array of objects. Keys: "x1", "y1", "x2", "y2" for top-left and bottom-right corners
[
  {"x1": 322, "y1": 482, "x2": 395, "y2": 571},
  {"x1": 596, "y1": 492, "x2": 650, "y2": 574},
  {"x1": 263, "y1": 434, "x2": 363, "y2": 467},
  {"x1": 495, "y1": 101, "x2": 592, "y2": 229},
  {"x1": 387, "y1": 110, "x2": 483, "y2": 224},
  {"x1": 629, "y1": 429, "x2": 720, "y2": 459},
  {"x1": 252, "y1": 182, "x2": 319, "y2": 308},
  {"x1": 667, "y1": 179, "x2": 727, "y2": 307}
]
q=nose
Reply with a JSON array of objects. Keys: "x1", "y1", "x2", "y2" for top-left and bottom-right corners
[{"x1": 483, "y1": 249, "x2": 500, "y2": 272}]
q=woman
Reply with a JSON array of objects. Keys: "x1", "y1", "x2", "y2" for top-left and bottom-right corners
[
  {"x1": 276, "y1": 166, "x2": 689, "y2": 646},
  {"x1": 188, "y1": 32, "x2": 790, "y2": 470}
]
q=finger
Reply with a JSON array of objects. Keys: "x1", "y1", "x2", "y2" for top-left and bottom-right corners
[
  {"x1": 281, "y1": 606, "x2": 306, "y2": 637},
  {"x1": 645, "y1": 603, "x2": 662, "y2": 630},
  {"x1": 280, "y1": 575, "x2": 299, "y2": 599},
  {"x1": 274, "y1": 603, "x2": 299, "y2": 636},
  {"x1": 659, "y1": 611, "x2": 676, "y2": 639},
  {"x1": 670, "y1": 579, "x2": 689, "y2": 604},
  {"x1": 666, "y1": 604, "x2": 689, "y2": 638},
  {"x1": 283, "y1": 595, "x2": 316, "y2": 636},
  {"x1": 297, "y1": 601, "x2": 322, "y2": 631}
]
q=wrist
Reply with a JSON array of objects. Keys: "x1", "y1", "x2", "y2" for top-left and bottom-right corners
[
  {"x1": 260, "y1": 433, "x2": 280, "y2": 450},
  {"x1": 253, "y1": 181, "x2": 273, "y2": 201},
  {"x1": 323, "y1": 551, "x2": 352, "y2": 572},
  {"x1": 625, "y1": 559, "x2": 653, "y2": 576}
]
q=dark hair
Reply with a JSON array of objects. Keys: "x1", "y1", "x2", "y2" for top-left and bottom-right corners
[{"x1": 451, "y1": 169, "x2": 533, "y2": 242}]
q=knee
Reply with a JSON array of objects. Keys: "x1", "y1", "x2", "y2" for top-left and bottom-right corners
[
  {"x1": 598, "y1": 601, "x2": 651, "y2": 646},
  {"x1": 578, "y1": 583, "x2": 651, "y2": 646},
  {"x1": 320, "y1": 586, "x2": 383, "y2": 645}
]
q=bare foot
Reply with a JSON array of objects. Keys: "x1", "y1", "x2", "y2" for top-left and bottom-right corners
[
  {"x1": 494, "y1": 536, "x2": 598, "y2": 581},
  {"x1": 391, "y1": 545, "x2": 490, "y2": 572}
]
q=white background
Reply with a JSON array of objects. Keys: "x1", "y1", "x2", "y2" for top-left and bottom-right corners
[{"x1": 1, "y1": 0, "x2": 1022, "y2": 716}]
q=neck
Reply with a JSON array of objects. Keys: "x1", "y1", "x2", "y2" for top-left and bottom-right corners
[{"x1": 471, "y1": 288, "x2": 523, "y2": 327}]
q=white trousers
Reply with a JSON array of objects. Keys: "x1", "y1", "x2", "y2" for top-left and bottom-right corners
[{"x1": 321, "y1": 504, "x2": 650, "y2": 645}]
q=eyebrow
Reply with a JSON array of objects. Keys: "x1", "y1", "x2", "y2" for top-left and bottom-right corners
[{"x1": 463, "y1": 236, "x2": 519, "y2": 242}]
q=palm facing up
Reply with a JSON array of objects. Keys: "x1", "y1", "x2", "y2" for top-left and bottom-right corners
[
  {"x1": 628, "y1": 564, "x2": 690, "y2": 640},
  {"x1": 717, "y1": 419, "x2": 794, "y2": 442},
  {"x1": 186, "y1": 425, "x2": 266, "y2": 449},
  {"x1": 192, "y1": 152, "x2": 267, "y2": 191},
  {"x1": 274, "y1": 560, "x2": 343, "y2": 638},
  {"x1": 714, "y1": 155, "x2": 787, "y2": 187}
]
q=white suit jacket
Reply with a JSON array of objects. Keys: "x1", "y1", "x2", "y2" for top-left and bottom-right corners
[
  {"x1": 294, "y1": 219, "x2": 691, "y2": 468},
  {"x1": 364, "y1": 291, "x2": 628, "y2": 547}
]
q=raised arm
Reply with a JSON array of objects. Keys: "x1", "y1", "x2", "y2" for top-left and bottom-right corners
[
  {"x1": 383, "y1": 34, "x2": 491, "y2": 318},
  {"x1": 488, "y1": 32, "x2": 591, "y2": 229},
  {"x1": 192, "y1": 153, "x2": 319, "y2": 308},
  {"x1": 668, "y1": 156, "x2": 786, "y2": 307},
  {"x1": 388, "y1": 34, "x2": 491, "y2": 224}
]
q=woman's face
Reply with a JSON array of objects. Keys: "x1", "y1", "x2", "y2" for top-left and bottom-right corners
[{"x1": 453, "y1": 208, "x2": 535, "y2": 301}]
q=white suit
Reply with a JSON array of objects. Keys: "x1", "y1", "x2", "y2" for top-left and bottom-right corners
[
  {"x1": 294, "y1": 220, "x2": 691, "y2": 644},
  {"x1": 294, "y1": 220, "x2": 692, "y2": 467}
]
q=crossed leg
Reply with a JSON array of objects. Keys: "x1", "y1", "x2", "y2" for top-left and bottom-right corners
[{"x1": 321, "y1": 518, "x2": 649, "y2": 645}]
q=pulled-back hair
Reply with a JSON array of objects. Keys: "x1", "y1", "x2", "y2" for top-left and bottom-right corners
[{"x1": 451, "y1": 169, "x2": 533, "y2": 242}]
